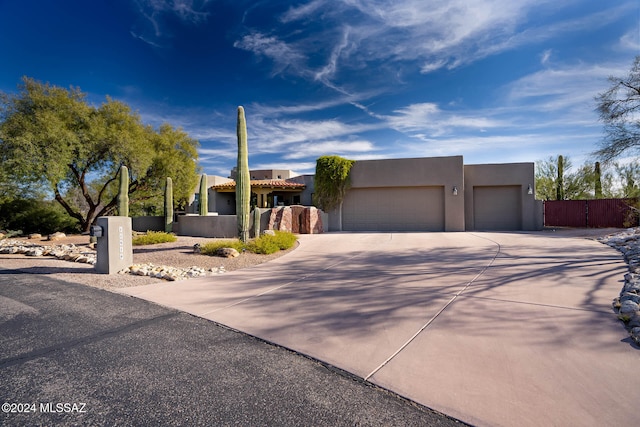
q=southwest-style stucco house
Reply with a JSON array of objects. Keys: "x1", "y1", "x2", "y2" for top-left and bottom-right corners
[{"x1": 189, "y1": 155, "x2": 543, "y2": 232}]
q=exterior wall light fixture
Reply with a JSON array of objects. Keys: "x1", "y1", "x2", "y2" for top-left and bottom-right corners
[
  {"x1": 452, "y1": 186, "x2": 458, "y2": 196},
  {"x1": 527, "y1": 184, "x2": 533, "y2": 195}
]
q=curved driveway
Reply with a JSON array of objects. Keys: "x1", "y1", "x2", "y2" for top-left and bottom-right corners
[{"x1": 118, "y1": 231, "x2": 639, "y2": 426}]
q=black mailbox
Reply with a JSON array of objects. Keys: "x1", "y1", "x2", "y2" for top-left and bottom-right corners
[{"x1": 90, "y1": 225, "x2": 103, "y2": 238}]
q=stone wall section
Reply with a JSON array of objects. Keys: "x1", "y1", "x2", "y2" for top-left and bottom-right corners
[{"x1": 268, "y1": 206, "x2": 323, "y2": 234}]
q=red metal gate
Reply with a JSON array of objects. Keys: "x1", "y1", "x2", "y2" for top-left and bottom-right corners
[{"x1": 544, "y1": 199, "x2": 638, "y2": 228}]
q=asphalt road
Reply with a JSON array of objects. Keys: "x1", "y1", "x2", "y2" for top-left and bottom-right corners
[{"x1": 0, "y1": 270, "x2": 464, "y2": 426}]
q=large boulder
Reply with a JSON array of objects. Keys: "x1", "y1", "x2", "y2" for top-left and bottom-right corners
[
  {"x1": 48, "y1": 232, "x2": 66, "y2": 241},
  {"x1": 216, "y1": 247, "x2": 240, "y2": 258}
]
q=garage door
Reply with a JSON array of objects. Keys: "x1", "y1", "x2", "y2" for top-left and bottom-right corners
[
  {"x1": 342, "y1": 187, "x2": 444, "y2": 231},
  {"x1": 473, "y1": 186, "x2": 522, "y2": 230}
]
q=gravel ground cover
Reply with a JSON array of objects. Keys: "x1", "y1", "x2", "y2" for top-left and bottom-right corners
[{"x1": 0, "y1": 235, "x2": 295, "y2": 290}]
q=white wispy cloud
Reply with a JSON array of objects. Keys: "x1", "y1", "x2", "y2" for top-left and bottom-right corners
[
  {"x1": 246, "y1": 115, "x2": 381, "y2": 152},
  {"x1": 384, "y1": 103, "x2": 504, "y2": 137},
  {"x1": 619, "y1": 27, "x2": 640, "y2": 51},
  {"x1": 283, "y1": 139, "x2": 376, "y2": 159},
  {"x1": 132, "y1": 0, "x2": 213, "y2": 46},
  {"x1": 238, "y1": 0, "x2": 631, "y2": 83},
  {"x1": 506, "y1": 61, "x2": 632, "y2": 114},
  {"x1": 233, "y1": 32, "x2": 307, "y2": 75}
]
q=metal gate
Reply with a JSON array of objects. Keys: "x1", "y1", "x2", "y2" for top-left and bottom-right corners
[{"x1": 544, "y1": 199, "x2": 638, "y2": 228}]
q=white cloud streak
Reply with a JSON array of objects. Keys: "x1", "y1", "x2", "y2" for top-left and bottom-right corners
[{"x1": 132, "y1": 0, "x2": 213, "y2": 46}]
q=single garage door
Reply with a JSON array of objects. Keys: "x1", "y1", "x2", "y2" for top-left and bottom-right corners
[
  {"x1": 473, "y1": 185, "x2": 522, "y2": 230},
  {"x1": 342, "y1": 187, "x2": 444, "y2": 231}
]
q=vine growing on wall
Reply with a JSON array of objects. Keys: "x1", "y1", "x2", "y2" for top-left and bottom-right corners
[{"x1": 314, "y1": 155, "x2": 355, "y2": 211}]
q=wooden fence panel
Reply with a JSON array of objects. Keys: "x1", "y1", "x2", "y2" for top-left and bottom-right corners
[
  {"x1": 543, "y1": 199, "x2": 638, "y2": 228},
  {"x1": 544, "y1": 200, "x2": 587, "y2": 227},
  {"x1": 587, "y1": 199, "x2": 637, "y2": 228}
]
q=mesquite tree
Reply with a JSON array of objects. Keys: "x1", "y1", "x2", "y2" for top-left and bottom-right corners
[
  {"x1": 236, "y1": 106, "x2": 251, "y2": 242},
  {"x1": 596, "y1": 55, "x2": 640, "y2": 162},
  {"x1": 0, "y1": 77, "x2": 199, "y2": 231}
]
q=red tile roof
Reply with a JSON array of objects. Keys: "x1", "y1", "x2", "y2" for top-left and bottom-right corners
[{"x1": 212, "y1": 179, "x2": 306, "y2": 189}]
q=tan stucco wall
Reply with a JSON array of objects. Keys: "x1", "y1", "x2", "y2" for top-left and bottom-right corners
[
  {"x1": 464, "y1": 163, "x2": 541, "y2": 231},
  {"x1": 341, "y1": 156, "x2": 465, "y2": 231}
]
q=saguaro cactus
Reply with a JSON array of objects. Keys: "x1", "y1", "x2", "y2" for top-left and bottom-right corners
[
  {"x1": 236, "y1": 106, "x2": 251, "y2": 242},
  {"x1": 594, "y1": 162, "x2": 603, "y2": 199},
  {"x1": 118, "y1": 165, "x2": 129, "y2": 217},
  {"x1": 253, "y1": 208, "x2": 261, "y2": 238},
  {"x1": 556, "y1": 155, "x2": 564, "y2": 201},
  {"x1": 165, "y1": 177, "x2": 173, "y2": 232},
  {"x1": 199, "y1": 173, "x2": 208, "y2": 216}
]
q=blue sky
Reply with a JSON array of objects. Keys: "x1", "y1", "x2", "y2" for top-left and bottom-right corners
[{"x1": 1, "y1": 0, "x2": 638, "y2": 176}]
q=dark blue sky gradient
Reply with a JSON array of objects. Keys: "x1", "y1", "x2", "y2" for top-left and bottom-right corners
[{"x1": 1, "y1": 0, "x2": 638, "y2": 176}]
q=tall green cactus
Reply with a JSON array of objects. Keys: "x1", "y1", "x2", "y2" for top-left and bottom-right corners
[
  {"x1": 118, "y1": 165, "x2": 129, "y2": 217},
  {"x1": 236, "y1": 106, "x2": 251, "y2": 242},
  {"x1": 556, "y1": 155, "x2": 564, "y2": 201},
  {"x1": 165, "y1": 177, "x2": 173, "y2": 232},
  {"x1": 199, "y1": 173, "x2": 208, "y2": 216},
  {"x1": 253, "y1": 208, "x2": 261, "y2": 238},
  {"x1": 594, "y1": 162, "x2": 603, "y2": 199}
]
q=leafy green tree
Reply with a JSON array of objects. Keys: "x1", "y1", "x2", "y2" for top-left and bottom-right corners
[
  {"x1": 536, "y1": 156, "x2": 573, "y2": 200},
  {"x1": 614, "y1": 162, "x2": 640, "y2": 198},
  {"x1": 536, "y1": 155, "x2": 615, "y2": 200},
  {"x1": 0, "y1": 77, "x2": 199, "y2": 232},
  {"x1": 596, "y1": 55, "x2": 640, "y2": 161}
]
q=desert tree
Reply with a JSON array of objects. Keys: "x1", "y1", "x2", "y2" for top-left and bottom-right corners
[
  {"x1": 0, "y1": 77, "x2": 199, "y2": 232},
  {"x1": 596, "y1": 55, "x2": 640, "y2": 161}
]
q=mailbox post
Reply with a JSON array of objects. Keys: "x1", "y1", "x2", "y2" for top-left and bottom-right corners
[{"x1": 92, "y1": 216, "x2": 133, "y2": 274}]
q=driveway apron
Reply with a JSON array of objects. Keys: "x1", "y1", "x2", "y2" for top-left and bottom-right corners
[{"x1": 117, "y1": 231, "x2": 639, "y2": 427}]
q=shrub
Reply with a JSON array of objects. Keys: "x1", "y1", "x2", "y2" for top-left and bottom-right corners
[
  {"x1": 246, "y1": 231, "x2": 297, "y2": 254},
  {"x1": 272, "y1": 230, "x2": 297, "y2": 250},
  {"x1": 199, "y1": 240, "x2": 246, "y2": 255},
  {"x1": 132, "y1": 231, "x2": 177, "y2": 245},
  {"x1": 199, "y1": 231, "x2": 297, "y2": 256},
  {"x1": 0, "y1": 198, "x2": 79, "y2": 235},
  {"x1": 246, "y1": 235, "x2": 280, "y2": 254}
]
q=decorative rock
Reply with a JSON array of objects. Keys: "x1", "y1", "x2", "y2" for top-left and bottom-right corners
[
  {"x1": 600, "y1": 228, "x2": 640, "y2": 340},
  {"x1": 0, "y1": 238, "x2": 228, "y2": 283},
  {"x1": 28, "y1": 233, "x2": 42, "y2": 240},
  {"x1": 628, "y1": 314, "x2": 640, "y2": 328},
  {"x1": 118, "y1": 263, "x2": 221, "y2": 281},
  {"x1": 620, "y1": 292, "x2": 640, "y2": 304},
  {"x1": 216, "y1": 247, "x2": 240, "y2": 258},
  {"x1": 619, "y1": 300, "x2": 639, "y2": 315},
  {"x1": 0, "y1": 239, "x2": 96, "y2": 265},
  {"x1": 48, "y1": 232, "x2": 66, "y2": 241},
  {"x1": 25, "y1": 248, "x2": 44, "y2": 257}
]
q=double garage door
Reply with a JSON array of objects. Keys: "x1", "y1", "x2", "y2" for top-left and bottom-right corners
[
  {"x1": 341, "y1": 185, "x2": 523, "y2": 231},
  {"x1": 342, "y1": 187, "x2": 445, "y2": 231}
]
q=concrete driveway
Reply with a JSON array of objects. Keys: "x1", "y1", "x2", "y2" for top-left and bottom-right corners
[{"x1": 118, "y1": 231, "x2": 639, "y2": 426}]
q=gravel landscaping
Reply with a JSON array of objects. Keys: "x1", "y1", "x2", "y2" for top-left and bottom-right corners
[{"x1": 0, "y1": 234, "x2": 296, "y2": 290}]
